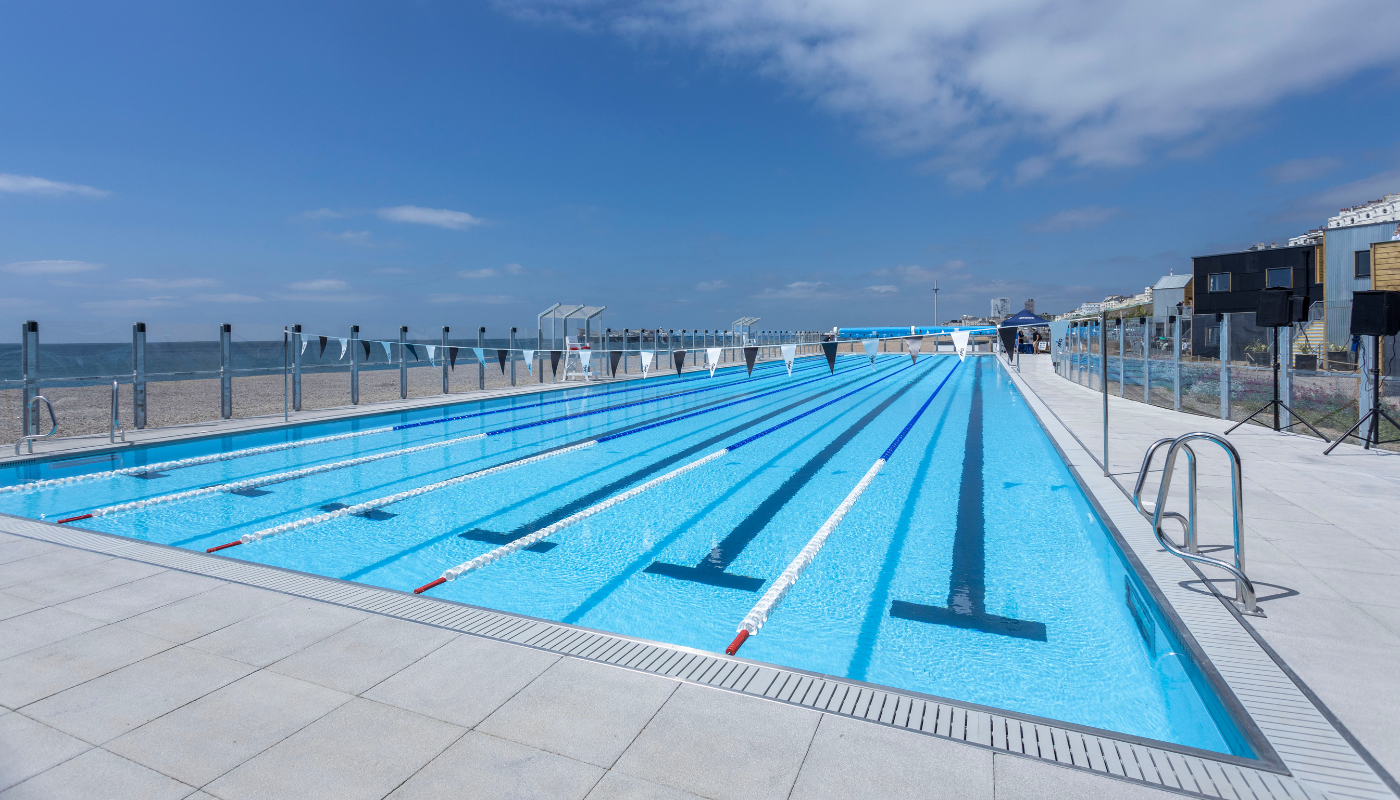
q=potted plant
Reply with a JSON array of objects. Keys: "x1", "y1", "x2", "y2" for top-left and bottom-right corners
[
  {"x1": 1293, "y1": 342, "x2": 1317, "y2": 372},
  {"x1": 1244, "y1": 341, "x2": 1269, "y2": 366}
]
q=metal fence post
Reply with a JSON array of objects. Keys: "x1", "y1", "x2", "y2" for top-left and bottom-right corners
[
  {"x1": 478, "y1": 327, "x2": 486, "y2": 390},
  {"x1": 350, "y1": 325, "x2": 360, "y2": 405},
  {"x1": 21, "y1": 321, "x2": 38, "y2": 436},
  {"x1": 1117, "y1": 318, "x2": 1125, "y2": 397},
  {"x1": 1142, "y1": 318, "x2": 1150, "y2": 404},
  {"x1": 1280, "y1": 323, "x2": 1293, "y2": 429},
  {"x1": 398, "y1": 326, "x2": 408, "y2": 400},
  {"x1": 1172, "y1": 315, "x2": 1182, "y2": 412},
  {"x1": 220, "y1": 323, "x2": 232, "y2": 419},
  {"x1": 510, "y1": 327, "x2": 517, "y2": 386},
  {"x1": 132, "y1": 322, "x2": 147, "y2": 430},
  {"x1": 442, "y1": 326, "x2": 450, "y2": 394},
  {"x1": 292, "y1": 324, "x2": 303, "y2": 412},
  {"x1": 1220, "y1": 313, "x2": 1231, "y2": 420},
  {"x1": 1101, "y1": 311, "x2": 1109, "y2": 476}
]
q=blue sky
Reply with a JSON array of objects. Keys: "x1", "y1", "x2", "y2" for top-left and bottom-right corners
[{"x1": 4, "y1": 0, "x2": 1400, "y2": 341}]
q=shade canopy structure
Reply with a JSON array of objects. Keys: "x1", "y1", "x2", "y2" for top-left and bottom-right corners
[{"x1": 998, "y1": 309, "x2": 1051, "y2": 328}]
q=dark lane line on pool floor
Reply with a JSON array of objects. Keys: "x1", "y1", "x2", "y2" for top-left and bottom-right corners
[
  {"x1": 887, "y1": 360, "x2": 1048, "y2": 641},
  {"x1": 644, "y1": 358, "x2": 946, "y2": 591}
]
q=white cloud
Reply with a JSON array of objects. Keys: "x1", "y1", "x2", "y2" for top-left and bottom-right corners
[
  {"x1": 121, "y1": 277, "x2": 220, "y2": 289},
  {"x1": 755, "y1": 281, "x2": 841, "y2": 300},
  {"x1": 324, "y1": 230, "x2": 373, "y2": 246},
  {"x1": 2, "y1": 260, "x2": 103, "y2": 275},
  {"x1": 297, "y1": 208, "x2": 345, "y2": 220},
  {"x1": 869, "y1": 261, "x2": 964, "y2": 285},
  {"x1": 378, "y1": 205, "x2": 488, "y2": 230},
  {"x1": 457, "y1": 268, "x2": 500, "y2": 279},
  {"x1": 426, "y1": 293, "x2": 521, "y2": 304},
  {"x1": 0, "y1": 173, "x2": 109, "y2": 197},
  {"x1": 1276, "y1": 167, "x2": 1400, "y2": 222},
  {"x1": 1027, "y1": 206, "x2": 1120, "y2": 233},
  {"x1": 1265, "y1": 157, "x2": 1343, "y2": 184},
  {"x1": 193, "y1": 293, "x2": 263, "y2": 303},
  {"x1": 288, "y1": 279, "x2": 349, "y2": 292},
  {"x1": 511, "y1": 0, "x2": 1400, "y2": 171},
  {"x1": 504, "y1": 263, "x2": 526, "y2": 274},
  {"x1": 867, "y1": 285, "x2": 898, "y2": 293},
  {"x1": 80, "y1": 297, "x2": 182, "y2": 313},
  {"x1": 695, "y1": 280, "x2": 729, "y2": 291}
]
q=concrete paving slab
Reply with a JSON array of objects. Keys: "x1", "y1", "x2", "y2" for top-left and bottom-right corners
[
  {"x1": 584, "y1": 772, "x2": 706, "y2": 800},
  {"x1": 478, "y1": 657, "x2": 678, "y2": 768},
  {"x1": 24, "y1": 645, "x2": 255, "y2": 744},
  {"x1": 613, "y1": 684, "x2": 820, "y2": 800},
  {"x1": 118, "y1": 582, "x2": 291, "y2": 644},
  {"x1": 0, "y1": 607, "x2": 106, "y2": 661},
  {"x1": 268, "y1": 613, "x2": 457, "y2": 695},
  {"x1": 0, "y1": 548, "x2": 111, "y2": 590},
  {"x1": 107, "y1": 670, "x2": 352, "y2": 788},
  {"x1": 186, "y1": 598, "x2": 366, "y2": 666},
  {"x1": 56, "y1": 569, "x2": 224, "y2": 623},
  {"x1": 363, "y1": 634, "x2": 557, "y2": 728},
  {"x1": 0, "y1": 591, "x2": 43, "y2": 623},
  {"x1": 387, "y1": 731, "x2": 603, "y2": 800},
  {"x1": 0, "y1": 747, "x2": 195, "y2": 800},
  {"x1": 992, "y1": 753, "x2": 1186, "y2": 799},
  {"x1": 0, "y1": 624, "x2": 175, "y2": 708},
  {"x1": 0, "y1": 712, "x2": 91, "y2": 792},
  {"x1": 0, "y1": 538, "x2": 59, "y2": 565},
  {"x1": 2, "y1": 557, "x2": 165, "y2": 606},
  {"x1": 204, "y1": 698, "x2": 462, "y2": 800},
  {"x1": 789, "y1": 714, "x2": 993, "y2": 800}
]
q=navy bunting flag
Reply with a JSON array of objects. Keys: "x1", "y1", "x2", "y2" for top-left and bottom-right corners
[
  {"x1": 673, "y1": 350, "x2": 686, "y2": 375},
  {"x1": 448, "y1": 346, "x2": 459, "y2": 369},
  {"x1": 610, "y1": 349, "x2": 623, "y2": 377},
  {"x1": 496, "y1": 348, "x2": 508, "y2": 374},
  {"x1": 405, "y1": 344, "x2": 420, "y2": 361},
  {"x1": 361, "y1": 339, "x2": 372, "y2": 360},
  {"x1": 822, "y1": 341, "x2": 838, "y2": 374},
  {"x1": 743, "y1": 346, "x2": 759, "y2": 377},
  {"x1": 550, "y1": 350, "x2": 562, "y2": 377},
  {"x1": 318, "y1": 336, "x2": 327, "y2": 358}
]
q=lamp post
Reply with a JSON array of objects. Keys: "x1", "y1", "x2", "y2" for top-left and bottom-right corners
[{"x1": 933, "y1": 280, "x2": 939, "y2": 326}]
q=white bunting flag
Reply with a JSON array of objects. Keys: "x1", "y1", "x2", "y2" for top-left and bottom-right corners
[
  {"x1": 706, "y1": 347, "x2": 722, "y2": 377},
  {"x1": 471, "y1": 347, "x2": 484, "y2": 367},
  {"x1": 381, "y1": 341, "x2": 393, "y2": 362},
  {"x1": 640, "y1": 351, "x2": 655, "y2": 374},
  {"x1": 426, "y1": 345, "x2": 437, "y2": 366},
  {"x1": 907, "y1": 336, "x2": 923, "y2": 364},
  {"x1": 862, "y1": 339, "x2": 879, "y2": 367},
  {"x1": 300, "y1": 339, "x2": 308, "y2": 356},
  {"x1": 522, "y1": 350, "x2": 535, "y2": 375},
  {"x1": 579, "y1": 351, "x2": 593, "y2": 375},
  {"x1": 951, "y1": 329, "x2": 971, "y2": 362},
  {"x1": 338, "y1": 338, "x2": 348, "y2": 360},
  {"x1": 781, "y1": 344, "x2": 796, "y2": 376}
]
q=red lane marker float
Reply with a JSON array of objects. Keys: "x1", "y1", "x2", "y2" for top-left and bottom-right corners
[
  {"x1": 56, "y1": 514, "x2": 93, "y2": 524},
  {"x1": 206, "y1": 540, "x2": 243, "y2": 553},
  {"x1": 414, "y1": 577, "x2": 446, "y2": 594},
  {"x1": 725, "y1": 630, "x2": 749, "y2": 655}
]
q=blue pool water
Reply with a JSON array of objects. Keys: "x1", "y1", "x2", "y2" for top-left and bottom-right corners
[{"x1": 0, "y1": 354, "x2": 1252, "y2": 757}]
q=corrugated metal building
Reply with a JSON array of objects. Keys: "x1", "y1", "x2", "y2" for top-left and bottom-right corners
[{"x1": 1324, "y1": 220, "x2": 1400, "y2": 346}]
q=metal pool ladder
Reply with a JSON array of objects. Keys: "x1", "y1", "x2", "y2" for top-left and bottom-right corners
[
  {"x1": 15, "y1": 395, "x2": 58, "y2": 455},
  {"x1": 1133, "y1": 432, "x2": 1262, "y2": 616}
]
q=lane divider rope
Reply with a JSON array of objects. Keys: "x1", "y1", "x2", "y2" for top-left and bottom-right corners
[
  {"x1": 413, "y1": 359, "x2": 926, "y2": 594},
  {"x1": 726, "y1": 359, "x2": 962, "y2": 655}
]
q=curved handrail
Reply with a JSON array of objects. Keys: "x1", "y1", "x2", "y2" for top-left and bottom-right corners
[
  {"x1": 1133, "y1": 437, "x2": 1197, "y2": 553},
  {"x1": 1152, "y1": 432, "x2": 1259, "y2": 615},
  {"x1": 15, "y1": 395, "x2": 58, "y2": 455}
]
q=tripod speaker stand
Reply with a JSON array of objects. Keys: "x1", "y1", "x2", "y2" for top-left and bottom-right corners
[
  {"x1": 1225, "y1": 289, "x2": 1330, "y2": 441},
  {"x1": 1324, "y1": 290, "x2": 1400, "y2": 454}
]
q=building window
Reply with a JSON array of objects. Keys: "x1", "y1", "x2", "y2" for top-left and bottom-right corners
[
  {"x1": 1205, "y1": 327, "x2": 1219, "y2": 347},
  {"x1": 1355, "y1": 250, "x2": 1371, "y2": 279},
  {"x1": 1265, "y1": 267, "x2": 1292, "y2": 289},
  {"x1": 1208, "y1": 273, "x2": 1231, "y2": 292}
]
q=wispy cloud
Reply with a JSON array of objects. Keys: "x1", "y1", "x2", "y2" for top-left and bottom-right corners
[
  {"x1": 504, "y1": 263, "x2": 526, "y2": 275},
  {"x1": 695, "y1": 280, "x2": 729, "y2": 291},
  {"x1": 297, "y1": 208, "x2": 345, "y2": 220},
  {"x1": 80, "y1": 297, "x2": 182, "y2": 313},
  {"x1": 378, "y1": 205, "x2": 488, "y2": 230},
  {"x1": 1265, "y1": 157, "x2": 1343, "y2": 184},
  {"x1": 426, "y1": 293, "x2": 521, "y2": 304},
  {"x1": 1027, "y1": 206, "x2": 1120, "y2": 233},
  {"x1": 869, "y1": 261, "x2": 965, "y2": 285},
  {"x1": 866, "y1": 285, "x2": 899, "y2": 293},
  {"x1": 193, "y1": 293, "x2": 263, "y2": 303},
  {"x1": 457, "y1": 268, "x2": 500, "y2": 279},
  {"x1": 0, "y1": 173, "x2": 109, "y2": 198},
  {"x1": 754, "y1": 281, "x2": 841, "y2": 300},
  {"x1": 323, "y1": 230, "x2": 373, "y2": 246},
  {"x1": 121, "y1": 277, "x2": 219, "y2": 289},
  {"x1": 1274, "y1": 167, "x2": 1400, "y2": 222},
  {"x1": 2, "y1": 260, "x2": 103, "y2": 275},
  {"x1": 288, "y1": 279, "x2": 348, "y2": 292}
]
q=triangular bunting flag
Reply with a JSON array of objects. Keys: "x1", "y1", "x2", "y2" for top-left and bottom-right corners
[
  {"x1": 550, "y1": 350, "x2": 562, "y2": 377},
  {"x1": 673, "y1": 349, "x2": 686, "y2": 375},
  {"x1": 706, "y1": 347, "x2": 722, "y2": 377},
  {"x1": 780, "y1": 344, "x2": 796, "y2": 376},
  {"x1": 426, "y1": 345, "x2": 437, "y2": 366},
  {"x1": 610, "y1": 349, "x2": 623, "y2": 377},
  {"x1": 381, "y1": 341, "x2": 393, "y2": 362},
  {"x1": 337, "y1": 338, "x2": 347, "y2": 360},
  {"x1": 907, "y1": 336, "x2": 923, "y2": 364},
  {"x1": 951, "y1": 329, "x2": 971, "y2": 362},
  {"x1": 300, "y1": 339, "x2": 308, "y2": 356},
  {"x1": 640, "y1": 351, "x2": 654, "y2": 374},
  {"x1": 862, "y1": 339, "x2": 878, "y2": 367},
  {"x1": 319, "y1": 336, "x2": 328, "y2": 358},
  {"x1": 522, "y1": 350, "x2": 534, "y2": 375},
  {"x1": 496, "y1": 348, "x2": 508, "y2": 374},
  {"x1": 471, "y1": 347, "x2": 484, "y2": 367},
  {"x1": 405, "y1": 343, "x2": 420, "y2": 361},
  {"x1": 448, "y1": 346, "x2": 459, "y2": 369},
  {"x1": 821, "y1": 341, "x2": 838, "y2": 374},
  {"x1": 743, "y1": 346, "x2": 758, "y2": 377},
  {"x1": 579, "y1": 351, "x2": 593, "y2": 375},
  {"x1": 361, "y1": 339, "x2": 371, "y2": 360}
]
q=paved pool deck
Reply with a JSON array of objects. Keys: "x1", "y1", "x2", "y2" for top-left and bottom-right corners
[{"x1": 0, "y1": 352, "x2": 1395, "y2": 799}]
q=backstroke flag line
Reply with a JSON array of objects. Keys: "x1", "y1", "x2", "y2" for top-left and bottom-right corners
[
  {"x1": 862, "y1": 339, "x2": 878, "y2": 367},
  {"x1": 907, "y1": 336, "x2": 923, "y2": 364},
  {"x1": 951, "y1": 330, "x2": 970, "y2": 361},
  {"x1": 743, "y1": 346, "x2": 759, "y2": 377},
  {"x1": 706, "y1": 347, "x2": 722, "y2": 377},
  {"x1": 338, "y1": 338, "x2": 347, "y2": 360},
  {"x1": 822, "y1": 342, "x2": 838, "y2": 374},
  {"x1": 381, "y1": 341, "x2": 393, "y2": 362},
  {"x1": 610, "y1": 349, "x2": 623, "y2": 377},
  {"x1": 781, "y1": 344, "x2": 796, "y2": 376},
  {"x1": 496, "y1": 349, "x2": 508, "y2": 374},
  {"x1": 522, "y1": 350, "x2": 534, "y2": 375},
  {"x1": 471, "y1": 347, "x2": 484, "y2": 367},
  {"x1": 641, "y1": 351, "x2": 654, "y2": 375},
  {"x1": 673, "y1": 350, "x2": 686, "y2": 375}
]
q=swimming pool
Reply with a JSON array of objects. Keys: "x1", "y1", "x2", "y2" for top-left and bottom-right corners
[{"x1": 0, "y1": 353, "x2": 1254, "y2": 758}]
